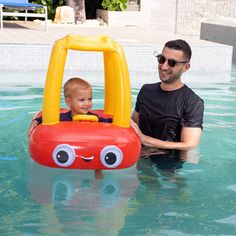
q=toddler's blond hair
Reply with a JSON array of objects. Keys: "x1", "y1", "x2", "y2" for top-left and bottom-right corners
[{"x1": 64, "y1": 77, "x2": 91, "y2": 98}]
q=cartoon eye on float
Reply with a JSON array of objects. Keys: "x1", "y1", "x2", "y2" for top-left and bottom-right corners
[
  {"x1": 52, "y1": 144, "x2": 76, "y2": 167},
  {"x1": 100, "y1": 145, "x2": 123, "y2": 168}
]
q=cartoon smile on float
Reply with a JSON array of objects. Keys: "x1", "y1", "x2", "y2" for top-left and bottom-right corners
[{"x1": 28, "y1": 35, "x2": 141, "y2": 170}]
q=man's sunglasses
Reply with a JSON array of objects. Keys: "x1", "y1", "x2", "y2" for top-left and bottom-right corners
[{"x1": 156, "y1": 54, "x2": 189, "y2": 68}]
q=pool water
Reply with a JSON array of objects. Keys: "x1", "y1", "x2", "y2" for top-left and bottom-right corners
[{"x1": 0, "y1": 68, "x2": 236, "y2": 235}]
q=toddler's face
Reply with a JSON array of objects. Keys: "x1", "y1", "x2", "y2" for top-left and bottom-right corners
[{"x1": 66, "y1": 87, "x2": 93, "y2": 116}]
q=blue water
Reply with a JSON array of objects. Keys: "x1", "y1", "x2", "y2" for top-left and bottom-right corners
[{"x1": 0, "y1": 68, "x2": 236, "y2": 235}]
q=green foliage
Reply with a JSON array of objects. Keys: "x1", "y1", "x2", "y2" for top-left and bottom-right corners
[
  {"x1": 30, "y1": 0, "x2": 66, "y2": 19},
  {"x1": 101, "y1": 0, "x2": 128, "y2": 11}
]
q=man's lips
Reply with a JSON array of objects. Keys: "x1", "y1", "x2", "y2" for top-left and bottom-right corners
[
  {"x1": 160, "y1": 70, "x2": 170, "y2": 76},
  {"x1": 80, "y1": 155, "x2": 95, "y2": 162}
]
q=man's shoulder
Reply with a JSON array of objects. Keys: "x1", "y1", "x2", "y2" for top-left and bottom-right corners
[{"x1": 183, "y1": 85, "x2": 204, "y2": 103}]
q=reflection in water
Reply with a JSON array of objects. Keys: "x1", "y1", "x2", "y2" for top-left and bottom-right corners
[
  {"x1": 140, "y1": 147, "x2": 200, "y2": 167},
  {"x1": 136, "y1": 150, "x2": 189, "y2": 191},
  {"x1": 119, "y1": 151, "x2": 200, "y2": 236},
  {"x1": 52, "y1": 180, "x2": 75, "y2": 206},
  {"x1": 28, "y1": 162, "x2": 139, "y2": 235},
  {"x1": 100, "y1": 178, "x2": 121, "y2": 208}
]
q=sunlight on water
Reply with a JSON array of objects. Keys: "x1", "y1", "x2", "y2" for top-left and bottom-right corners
[{"x1": 0, "y1": 67, "x2": 236, "y2": 235}]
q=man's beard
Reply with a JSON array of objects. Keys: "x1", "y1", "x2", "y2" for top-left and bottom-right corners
[{"x1": 159, "y1": 70, "x2": 181, "y2": 84}]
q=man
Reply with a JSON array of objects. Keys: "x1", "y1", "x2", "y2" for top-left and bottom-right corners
[{"x1": 131, "y1": 39, "x2": 204, "y2": 152}]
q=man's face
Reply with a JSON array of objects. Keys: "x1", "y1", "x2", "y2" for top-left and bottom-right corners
[{"x1": 158, "y1": 47, "x2": 190, "y2": 84}]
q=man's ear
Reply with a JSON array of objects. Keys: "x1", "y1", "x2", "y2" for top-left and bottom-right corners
[
  {"x1": 65, "y1": 97, "x2": 71, "y2": 107},
  {"x1": 183, "y1": 63, "x2": 190, "y2": 73}
]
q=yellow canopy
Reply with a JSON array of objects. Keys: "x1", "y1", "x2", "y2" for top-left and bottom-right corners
[{"x1": 42, "y1": 35, "x2": 131, "y2": 128}]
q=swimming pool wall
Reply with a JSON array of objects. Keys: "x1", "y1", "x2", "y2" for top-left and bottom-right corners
[{"x1": 0, "y1": 43, "x2": 233, "y2": 72}]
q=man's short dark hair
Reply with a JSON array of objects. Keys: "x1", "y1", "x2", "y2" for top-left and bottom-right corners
[{"x1": 164, "y1": 39, "x2": 192, "y2": 61}]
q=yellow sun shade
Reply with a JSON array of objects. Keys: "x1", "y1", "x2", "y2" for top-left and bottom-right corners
[{"x1": 42, "y1": 35, "x2": 131, "y2": 127}]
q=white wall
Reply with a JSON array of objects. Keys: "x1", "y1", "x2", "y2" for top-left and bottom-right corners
[{"x1": 176, "y1": 0, "x2": 236, "y2": 35}]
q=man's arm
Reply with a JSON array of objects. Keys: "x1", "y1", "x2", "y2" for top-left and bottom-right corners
[
  {"x1": 131, "y1": 112, "x2": 202, "y2": 151},
  {"x1": 131, "y1": 110, "x2": 139, "y2": 125}
]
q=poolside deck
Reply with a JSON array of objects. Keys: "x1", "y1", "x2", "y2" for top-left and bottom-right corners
[
  {"x1": 0, "y1": 20, "x2": 226, "y2": 45},
  {"x1": 0, "y1": 20, "x2": 233, "y2": 72}
]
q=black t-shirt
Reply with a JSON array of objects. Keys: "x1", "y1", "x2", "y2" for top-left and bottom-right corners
[
  {"x1": 35, "y1": 111, "x2": 112, "y2": 124},
  {"x1": 135, "y1": 82, "x2": 204, "y2": 142}
]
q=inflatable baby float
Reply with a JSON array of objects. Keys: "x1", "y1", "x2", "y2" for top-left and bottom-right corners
[{"x1": 28, "y1": 35, "x2": 141, "y2": 170}]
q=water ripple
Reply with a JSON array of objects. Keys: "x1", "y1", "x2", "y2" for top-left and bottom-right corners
[
  {"x1": 227, "y1": 185, "x2": 236, "y2": 191},
  {"x1": 215, "y1": 215, "x2": 236, "y2": 225},
  {"x1": 0, "y1": 106, "x2": 32, "y2": 111},
  {"x1": 0, "y1": 95, "x2": 42, "y2": 100}
]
